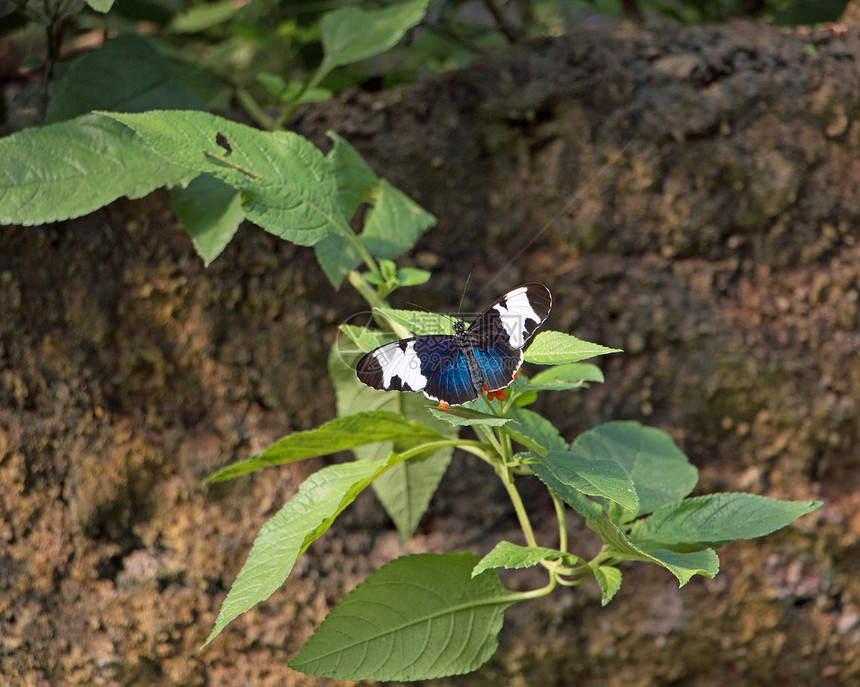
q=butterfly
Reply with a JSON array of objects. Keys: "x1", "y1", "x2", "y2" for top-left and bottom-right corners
[{"x1": 356, "y1": 283, "x2": 552, "y2": 406}]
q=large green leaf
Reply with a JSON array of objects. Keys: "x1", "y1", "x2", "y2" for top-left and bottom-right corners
[
  {"x1": 46, "y1": 34, "x2": 205, "y2": 123},
  {"x1": 327, "y1": 131, "x2": 379, "y2": 220},
  {"x1": 359, "y1": 179, "x2": 436, "y2": 258},
  {"x1": 529, "y1": 458, "x2": 604, "y2": 518},
  {"x1": 0, "y1": 114, "x2": 192, "y2": 226},
  {"x1": 524, "y1": 331, "x2": 621, "y2": 365},
  {"x1": 205, "y1": 455, "x2": 399, "y2": 645},
  {"x1": 289, "y1": 553, "x2": 516, "y2": 680},
  {"x1": 534, "y1": 451, "x2": 638, "y2": 513},
  {"x1": 170, "y1": 174, "x2": 243, "y2": 266},
  {"x1": 314, "y1": 132, "x2": 380, "y2": 287},
  {"x1": 505, "y1": 406, "x2": 567, "y2": 455},
  {"x1": 319, "y1": 0, "x2": 429, "y2": 73},
  {"x1": 105, "y1": 110, "x2": 346, "y2": 246},
  {"x1": 205, "y1": 411, "x2": 444, "y2": 482},
  {"x1": 587, "y1": 516, "x2": 719, "y2": 586},
  {"x1": 572, "y1": 421, "x2": 698, "y2": 517},
  {"x1": 629, "y1": 493, "x2": 822, "y2": 548}
]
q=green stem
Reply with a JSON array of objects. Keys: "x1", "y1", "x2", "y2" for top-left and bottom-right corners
[
  {"x1": 235, "y1": 86, "x2": 278, "y2": 131},
  {"x1": 505, "y1": 574, "x2": 557, "y2": 602},
  {"x1": 552, "y1": 492, "x2": 568, "y2": 554},
  {"x1": 347, "y1": 270, "x2": 411, "y2": 340},
  {"x1": 498, "y1": 464, "x2": 538, "y2": 548},
  {"x1": 397, "y1": 439, "x2": 491, "y2": 463},
  {"x1": 277, "y1": 65, "x2": 330, "y2": 127}
]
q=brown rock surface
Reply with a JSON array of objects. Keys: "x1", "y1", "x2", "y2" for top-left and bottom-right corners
[{"x1": 2, "y1": 18, "x2": 859, "y2": 687}]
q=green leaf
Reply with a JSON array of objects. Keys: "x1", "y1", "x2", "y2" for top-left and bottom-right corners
[
  {"x1": 529, "y1": 459, "x2": 604, "y2": 518},
  {"x1": 104, "y1": 110, "x2": 346, "y2": 246},
  {"x1": 586, "y1": 516, "x2": 719, "y2": 586},
  {"x1": 535, "y1": 451, "x2": 639, "y2": 513},
  {"x1": 327, "y1": 131, "x2": 379, "y2": 219},
  {"x1": 205, "y1": 411, "x2": 444, "y2": 482},
  {"x1": 360, "y1": 179, "x2": 436, "y2": 258},
  {"x1": 46, "y1": 34, "x2": 205, "y2": 124},
  {"x1": 86, "y1": 0, "x2": 114, "y2": 12},
  {"x1": 593, "y1": 565, "x2": 622, "y2": 606},
  {"x1": 0, "y1": 114, "x2": 193, "y2": 226},
  {"x1": 572, "y1": 421, "x2": 698, "y2": 517},
  {"x1": 171, "y1": 174, "x2": 243, "y2": 266},
  {"x1": 314, "y1": 234, "x2": 363, "y2": 289},
  {"x1": 373, "y1": 392, "x2": 454, "y2": 541},
  {"x1": 472, "y1": 541, "x2": 578, "y2": 577},
  {"x1": 524, "y1": 331, "x2": 621, "y2": 365},
  {"x1": 169, "y1": 0, "x2": 235, "y2": 32},
  {"x1": 523, "y1": 363, "x2": 604, "y2": 391},
  {"x1": 505, "y1": 406, "x2": 567, "y2": 455},
  {"x1": 374, "y1": 307, "x2": 455, "y2": 336},
  {"x1": 397, "y1": 266, "x2": 432, "y2": 287},
  {"x1": 629, "y1": 493, "x2": 822, "y2": 548},
  {"x1": 428, "y1": 406, "x2": 513, "y2": 427},
  {"x1": 319, "y1": 0, "x2": 429, "y2": 73},
  {"x1": 289, "y1": 553, "x2": 516, "y2": 680},
  {"x1": 205, "y1": 455, "x2": 399, "y2": 645}
]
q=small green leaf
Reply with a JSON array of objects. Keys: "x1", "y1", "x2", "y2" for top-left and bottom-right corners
[
  {"x1": 593, "y1": 565, "x2": 622, "y2": 606},
  {"x1": 629, "y1": 493, "x2": 822, "y2": 548},
  {"x1": 397, "y1": 267, "x2": 431, "y2": 287},
  {"x1": 428, "y1": 406, "x2": 513, "y2": 427},
  {"x1": 46, "y1": 35, "x2": 205, "y2": 123},
  {"x1": 289, "y1": 553, "x2": 516, "y2": 680},
  {"x1": 524, "y1": 331, "x2": 621, "y2": 365},
  {"x1": 205, "y1": 411, "x2": 444, "y2": 482},
  {"x1": 523, "y1": 363, "x2": 604, "y2": 391},
  {"x1": 205, "y1": 455, "x2": 399, "y2": 645},
  {"x1": 587, "y1": 516, "x2": 719, "y2": 586},
  {"x1": 473, "y1": 541, "x2": 578, "y2": 577},
  {"x1": 86, "y1": 0, "x2": 114, "y2": 13},
  {"x1": 360, "y1": 179, "x2": 436, "y2": 259},
  {"x1": 169, "y1": 0, "x2": 235, "y2": 32},
  {"x1": 374, "y1": 307, "x2": 455, "y2": 336},
  {"x1": 105, "y1": 110, "x2": 345, "y2": 247},
  {"x1": 0, "y1": 113, "x2": 192, "y2": 226},
  {"x1": 319, "y1": 0, "x2": 429, "y2": 73},
  {"x1": 572, "y1": 421, "x2": 698, "y2": 517},
  {"x1": 535, "y1": 451, "x2": 639, "y2": 513},
  {"x1": 171, "y1": 174, "x2": 243, "y2": 266}
]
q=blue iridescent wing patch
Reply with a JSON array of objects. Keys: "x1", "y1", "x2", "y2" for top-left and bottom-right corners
[{"x1": 356, "y1": 283, "x2": 552, "y2": 406}]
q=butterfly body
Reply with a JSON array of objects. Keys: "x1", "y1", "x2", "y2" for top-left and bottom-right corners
[{"x1": 356, "y1": 284, "x2": 552, "y2": 406}]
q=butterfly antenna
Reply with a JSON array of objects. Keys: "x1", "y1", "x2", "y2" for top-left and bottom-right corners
[{"x1": 457, "y1": 267, "x2": 475, "y2": 320}]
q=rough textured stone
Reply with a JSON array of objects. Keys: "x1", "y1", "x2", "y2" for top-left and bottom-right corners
[{"x1": 2, "y1": 18, "x2": 859, "y2": 686}]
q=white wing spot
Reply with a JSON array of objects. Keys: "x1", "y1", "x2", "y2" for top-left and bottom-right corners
[{"x1": 493, "y1": 286, "x2": 541, "y2": 349}]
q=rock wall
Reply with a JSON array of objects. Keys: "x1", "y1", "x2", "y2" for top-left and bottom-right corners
[{"x1": 2, "y1": 18, "x2": 859, "y2": 687}]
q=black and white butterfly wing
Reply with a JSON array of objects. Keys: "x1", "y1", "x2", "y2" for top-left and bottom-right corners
[
  {"x1": 355, "y1": 283, "x2": 552, "y2": 405},
  {"x1": 356, "y1": 335, "x2": 481, "y2": 405},
  {"x1": 465, "y1": 283, "x2": 552, "y2": 392}
]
